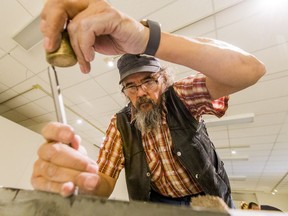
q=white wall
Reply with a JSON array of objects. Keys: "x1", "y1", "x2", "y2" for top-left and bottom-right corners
[{"x1": 0, "y1": 115, "x2": 42, "y2": 189}]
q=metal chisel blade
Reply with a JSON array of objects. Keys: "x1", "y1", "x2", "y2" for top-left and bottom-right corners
[{"x1": 48, "y1": 66, "x2": 67, "y2": 124}]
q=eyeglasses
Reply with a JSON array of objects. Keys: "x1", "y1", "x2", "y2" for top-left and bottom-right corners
[{"x1": 122, "y1": 77, "x2": 159, "y2": 95}]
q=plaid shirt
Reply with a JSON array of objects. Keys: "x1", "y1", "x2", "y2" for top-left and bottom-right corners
[{"x1": 97, "y1": 73, "x2": 229, "y2": 198}]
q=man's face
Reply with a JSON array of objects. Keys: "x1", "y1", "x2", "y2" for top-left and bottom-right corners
[
  {"x1": 122, "y1": 72, "x2": 163, "y2": 134},
  {"x1": 122, "y1": 72, "x2": 162, "y2": 111}
]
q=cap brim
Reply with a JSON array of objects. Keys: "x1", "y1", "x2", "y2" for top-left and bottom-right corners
[{"x1": 119, "y1": 65, "x2": 160, "y2": 84}]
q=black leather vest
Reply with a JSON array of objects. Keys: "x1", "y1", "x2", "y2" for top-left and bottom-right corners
[{"x1": 116, "y1": 86, "x2": 233, "y2": 208}]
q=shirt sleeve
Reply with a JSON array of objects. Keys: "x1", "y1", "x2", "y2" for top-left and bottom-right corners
[
  {"x1": 173, "y1": 73, "x2": 229, "y2": 120},
  {"x1": 97, "y1": 114, "x2": 125, "y2": 179}
]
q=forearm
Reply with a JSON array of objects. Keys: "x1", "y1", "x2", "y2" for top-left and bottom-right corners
[{"x1": 155, "y1": 32, "x2": 266, "y2": 98}]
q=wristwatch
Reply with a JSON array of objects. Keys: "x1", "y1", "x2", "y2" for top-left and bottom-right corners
[{"x1": 140, "y1": 19, "x2": 161, "y2": 56}]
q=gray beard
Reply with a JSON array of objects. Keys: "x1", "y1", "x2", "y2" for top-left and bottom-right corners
[{"x1": 134, "y1": 97, "x2": 162, "y2": 134}]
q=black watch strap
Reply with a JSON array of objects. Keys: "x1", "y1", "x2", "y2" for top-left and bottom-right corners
[{"x1": 140, "y1": 19, "x2": 161, "y2": 56}]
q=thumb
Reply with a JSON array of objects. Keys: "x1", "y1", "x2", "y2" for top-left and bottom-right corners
[{"x1": 77, "y1": 173, "x2": 100, "y2": 193}]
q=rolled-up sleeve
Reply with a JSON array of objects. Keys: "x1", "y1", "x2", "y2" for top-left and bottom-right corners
[{"x1": 173, "y1": 73, "x2": 229, "y2": 120}]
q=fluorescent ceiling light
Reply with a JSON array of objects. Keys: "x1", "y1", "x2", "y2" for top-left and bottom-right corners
[
  {"x1": 221, "y1": 156, "x2": 248, "y2": 161},
  {"x1": 216, "y1": 145, "x2": 250, "y2": 150},
  {"x1": 204, "y1": 113, "x2": 254, "y2": 127},
  {"x1": 13, "y1": 15, "x2": 42, "y2": 50}
]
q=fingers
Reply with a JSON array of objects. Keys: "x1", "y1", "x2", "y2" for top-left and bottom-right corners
[
  {"x1": 40, "y1": 0, "x2": 90, "y2": 52},
  {"x1": 41, "y1": 122, "x2": 77, "y2": 146},
  {"x1": 31, "y1": 175, "x2": 76, "y2": 197},
  {"x1": 31, "y1": 173, "x2": 101, "y2": 197},
  {"x1": 76, "y1": 173, "x2": 101, "y2": 194},
  {"x1": 40, "y1": 3, "x2": 68, "y2": 52},
  {"x1": 32, "y1": 144, "x2": 99, "y2": 196},
  {"x1": 67, "y1": 9, "x2": 121, "y2": 73},
  {"x1": 33, "y1": 159, "x2": 80, "y2": 182},
  {"x1": 37, "y1": 143, "x2": 98, "y2": 172},
  {"x1": 67, "y1": 23, "x2": 92, "y2": 73},
  {"x1": 65, "y1": 2, "x2": 115, "y2": 73},
  {"x1": 32, "y1": 157, "x2": 100, "y2": 197}
]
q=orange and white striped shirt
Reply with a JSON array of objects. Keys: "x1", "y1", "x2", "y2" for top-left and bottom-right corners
[{"x1": 97, "y1": 73, "x2": 229, "y2": 197}]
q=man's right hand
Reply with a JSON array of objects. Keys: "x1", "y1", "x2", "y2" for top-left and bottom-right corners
[{"x1": 41, "y1": 0, "x2": 149, "y2": 73}]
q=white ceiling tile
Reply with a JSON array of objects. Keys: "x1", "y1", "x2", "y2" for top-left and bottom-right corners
[
  {"x1": 0, "y1": 89, "x2": 18, "y2": 103},
  {"x1": 82, "y1": 127, "x2": 105, "y2": 139},
  {"x1": 15, "y1": 103, "x2": 47, "y2": 119},
  {"x1": 12, "y1": 76, "x2": 48, "y2": 101},
  {"x1": 206, "y1": 129, "x2": 228, "y2": 140},
  {"x1": 227, "y1": 112, "x2": 286, "y2": 131},
  {"x1": 26, "y1": 122, "x2": 47, "y2": 134},
  {"x1": 75, "y1": 96, "x2": 121, "y2": 116},
  {"x1": 81, "y1": 141, "x2": 100, "y2": 160},
  {"x1": 148, "y1": 0, "x2": 214, "y2": 32},
  {"x1": 202, "y1": 31, "x2": 217, "y2": 39},
  {"x1": 4, "y1": 95, "x2": 30, "y2": 109},
  {"x1": 32, "y1": 112, "x2": 56, "y2": 123},
  {"x1": 230, "y1": 136, "x2": 276, "y2": 146},
  {"x1": 18, "y1": 119, "x2": 39, "y2": 127},
  {"x1": 0, "y1": 55, "x2": 30, "y2": 87},
  {"x1": 49, "y1": 66, "x2": 91, "y2": 89},
  {"x1": 175, "y1": 16, "x2": 215, "y2": 37},
  {"x1": 96, "y1": 69, "x2": 121, "y2": 94},
  {"x1": 85, "y1": 115, "x2": 108, "y2": 129},
  {"x1": 229, "y1": 125, "x2": 282, "y2": 139},
  {"x1": 255, "y1": 43, "x2": 288, "y2": 75},
  {"x1": 1, "y1": 110, "x2": 28, "y2": 122},
  {"x1": 66, "y1": 105, "x2": 92, "y2": 120},
  {"x1": 91, "y1": 111, "x2": 118, "y2": 130},
  {"x1": 228, "y1": 96, "x2": 288, "y2": 116},
  {"x1": 110, "y1": 92, "x2": 127, "y2": 108},
  {"x1": 213, "y1": 139, "x2": 230, "y2": 148},
  {"x1": 65, "y1": 108, "x2": 85, "y2": 122},
  {"x1": 33, "y1": 96, "x2": 54, "y2": 112},
  {"x1": 10, "y1": 44, "x2": 48, "y2": 73},
  {"x1": 63, "y1": 79, "x2": 108, "y2": 105},
  {"x1": 0, "y1": 82, "x2": 7, "y2": 93},
  {"x1": 0, "y1": 104, "x2": 10, "y2": 114},
  {"x1": 18, "y1": 0, "x2": 44, "y2": 16},
  {"x1": 89, "y1": 54, "x2": 117, "y2": 77},
  {"x1": 109, "y1": 0, "x2": 176, "y2": 20},
  {"x1": 215, "y1": 0, "x2": 259, "y2": 28},
  {"x1": 217, "y1": 7, "x2": 288, "y2": 53},
  {"x1": 213, "y1": 0, "x2": 244, "y2": 11},
  {"x1": 71, "y1": 122, "x2": 99, "y2": 136},
  {"x1": 277, "y1": 131, "x2": 288, "y2": 143},
  {"x1": 0, "y1": 1, "x2": 33, "y2": 51},
  {"x1": 0, "y1": 48, "x2": 5, "y2": 58}
]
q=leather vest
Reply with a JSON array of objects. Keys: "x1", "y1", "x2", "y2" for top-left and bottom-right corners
[{"x1": 116, "y1": 86, "x2": 233, "y2": 208}]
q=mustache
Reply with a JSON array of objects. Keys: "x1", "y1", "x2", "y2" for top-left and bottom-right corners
[{"x1": 136, "y1": 97, "x2": 154, "y2": 109}]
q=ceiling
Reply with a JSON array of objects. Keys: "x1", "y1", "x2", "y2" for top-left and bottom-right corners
[{"x1": 0, "y1": 0, "x2": 287, "y2": 197}]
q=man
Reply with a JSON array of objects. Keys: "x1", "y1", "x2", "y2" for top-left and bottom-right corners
[
  {"x1": 248, "y1": 202, "x2": 261, "y2": 210},
  {"x1": 31, "y1": 0, "x2": 266, "y2": 208}
]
